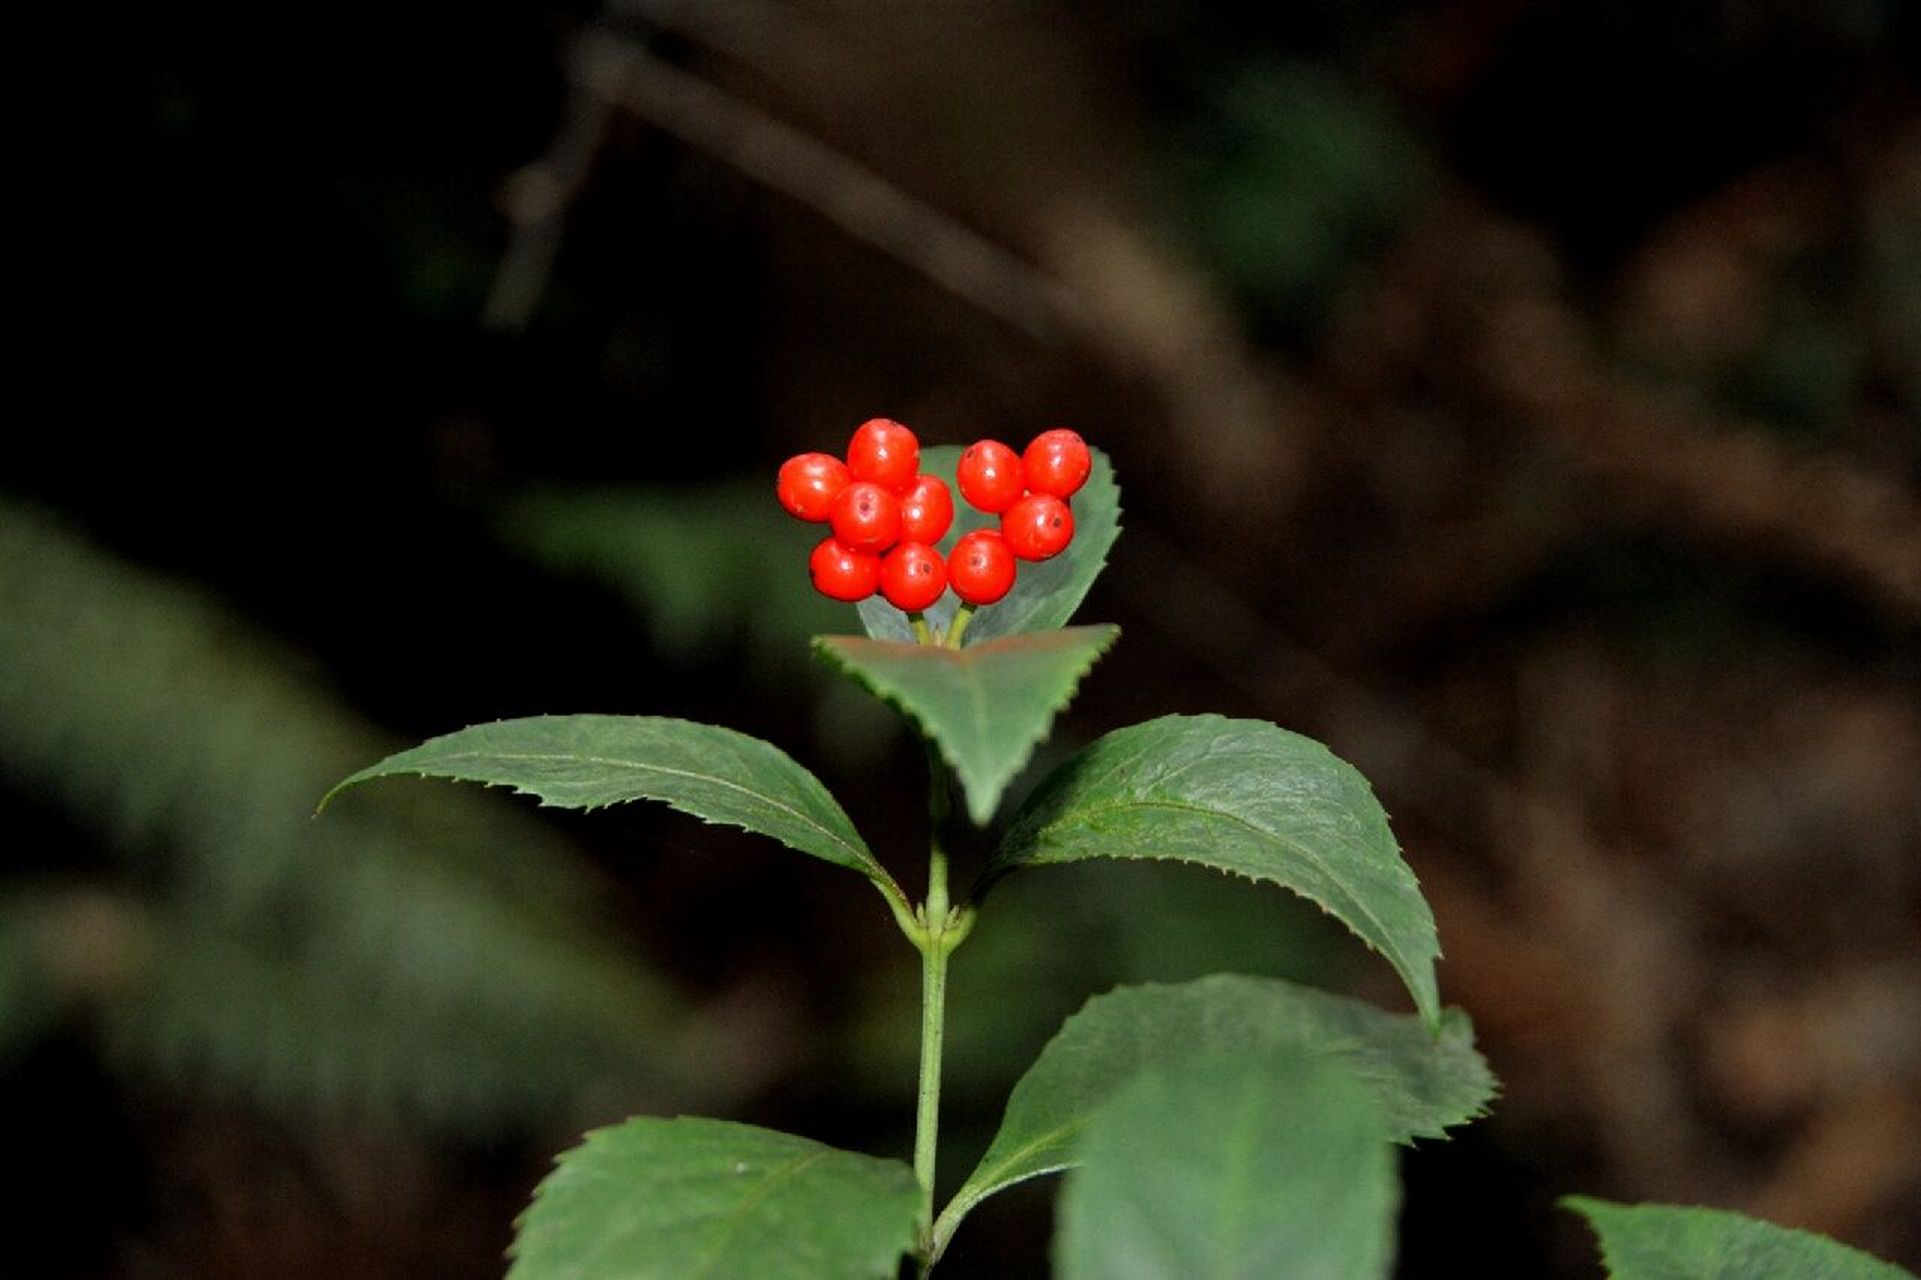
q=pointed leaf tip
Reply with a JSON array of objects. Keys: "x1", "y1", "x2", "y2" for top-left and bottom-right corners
[
  {"x1": 991, "y1": 713, "x2": 1443, "y2": 1026},
  {"x1": 323, "y1": 714, "x2": 899, "y2": 897},
  {"x1": 814, "y1": 625, "x2": 1117, "y2": 825}
]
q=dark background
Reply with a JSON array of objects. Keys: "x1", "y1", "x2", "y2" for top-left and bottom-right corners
[{"x1": 5, "y1": 1, "x2": 1918, "y2": 1275}]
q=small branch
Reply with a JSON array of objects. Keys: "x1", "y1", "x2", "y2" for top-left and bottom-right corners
[
  {"x1": 566, "y1": 27, "x2": 1078, "y2": 340},
  {"x1": 1481, "y1": 293, "x2": 1921, "y2": 617},
  {"x1": 484, "y1": 87, "x2": 618, "y2": 331},
  {"x1": 607, "y1": 0, "x2": 845, "y2": 91}
]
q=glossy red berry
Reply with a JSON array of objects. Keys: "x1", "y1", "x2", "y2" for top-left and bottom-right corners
[
  {"x1": 830, "y1": 481, "x2": 902, "y2": 553},
  {"x1": 847, "y1": 418, "x2": 920, "y2": 493},
  {"x1": 1001, "y1": 493, "x2": 1074, "y2": 561},
  {"x1": 776, "y1": 452, "x2": 852, "y2": 522},
  {"x1": 809, "y1": 537, "x2": 881, "y2": 601},
  {"x1": 949, "y1": 528, "x2": 1017, "y2": 604},
  {"x1": 956, "y1": 439, "x2": 1025, "y2": 514},
  {"x1": 880, "y1": 541, "x2": 948, "y2": 612},
  {"x1": 897, "y1": 474, "x2": 954, "y2": 544},
  {"x1": 1022, "y1": 429, "x2": 1091, "y2": 498}
]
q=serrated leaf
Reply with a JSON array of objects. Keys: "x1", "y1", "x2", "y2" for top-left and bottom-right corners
[
  {"x1": 989, "y1": 714, "x2": 1441, "y2": 1027},
  {"x1": 813, "y1": 626, "x2": 1118, "y2": 825},
  {"x1": 1056, "y1": 1054, "x2": 1399, "y2": 1280},
  {"x1": 934, "y1": 974, "x2": 1493, "y2": 1258},
  {"x1": 1562, "y1": 1197, "x2": 1916, "y2": 1280},
  {"x1": 857, "y1": 445, "x2": 1122, "y2": 644},
  {"x1": 324, "y1": 715, "x2": 900, "y2": 897},
  {"x1": 508, "y1": 1117, "x2": 920, "y2": 1280}
]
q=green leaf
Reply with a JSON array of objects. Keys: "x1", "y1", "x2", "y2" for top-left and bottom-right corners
[
  {"x1": 857, "y1": 445, "x2": 1122, "y2": 644},
  {"x1": 509, "y1": 1117, "x2": 920, "y2": 1280},
  {"x1": 934, "y1": 974, "x2": 1493, "y2": 1257},
  {"x1": 1056, "y1": 1054, "x2": 1399, "y2": 1280},
  {"x1": 324, "y1": 715, "x2": 899, "y2": 897},
  {"x1": 1562, "y1": 1197, "x2": 1916, "y2": 1280},
  {"x1": 813, "y1": 626, "x2": 1119, "y2": 825},
  {"x1": 989, "y1": 713, "x2": 1441, "y2": 1027}
]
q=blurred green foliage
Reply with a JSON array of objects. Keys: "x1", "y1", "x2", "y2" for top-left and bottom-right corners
[
  {"x1": 504, "y1": 484, "x2": 846, "y2": 672},
  {"x1": 501, "y1": 483, "x2": 903, "y2": 766},
  {"x1": 1176, "y1": 61, "x2": 1428, "y2": 336},
  {"x1": 0, "y1": 500, "x2": 693, "y2": 1134}
]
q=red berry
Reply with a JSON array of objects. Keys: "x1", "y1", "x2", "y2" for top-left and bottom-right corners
[
  {"x1": 809, "y1": 537, "x2": 880, "y2": 601},
  {"x1": 1022, "y1": 429, "x2": 1091, "y2": 498},
  {"x1": 880, "y1": 541, "x2": 948, "y2": 612},
  {"x1": 777, "y1": 452, "x2": 852, "y2": 522},
  {"x1": 949, "y1": 529, "x2": 1017, "y2": 604},
  {"x1": 830, "y1": 480, "x2": 902, "y2": 553},
  {"x1": 897, "y1": 474, "x2": 954, "y2": 544},
  {"x1": 956, "y1": 439, "x2": 1025, "y2": 513},
  {"x1": 847, "y1": 418, "x2": 920, "y2": 492},
  {"x1": 1001, "y1": 493, "x2": 1074, "y2": 561}
]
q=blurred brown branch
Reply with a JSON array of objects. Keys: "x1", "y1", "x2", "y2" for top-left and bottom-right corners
[
  {"x1": 513, "y1": 4, "x2": 1308, "y2": 512},
  {"x1": 1345, "y1": 190, "x2": 1921, "y2": 619},
  {"x1": 487, "y1": 87, "x2": 617, "y2": 331},
  {"x1": 562, "y1": 27, "x2": 1077, "y2": 339}
]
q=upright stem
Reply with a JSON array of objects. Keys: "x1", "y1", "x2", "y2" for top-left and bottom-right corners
[
  {"x1": 913, "y1": 845, "x2": 950, "y2": 1253},
  {"x1": 911, "y1": 741, "x2": 965, "y2": 1271}
]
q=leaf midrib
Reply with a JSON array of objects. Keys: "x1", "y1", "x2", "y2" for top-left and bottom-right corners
[
  {"x1": 398, "y1": 747, "x2": 873, "y2": 874},
  {"x1": 939, "y1": 1136, "x2": 1077, "y2": 1252},
  {"x1": 692, "y1": 1149, "x2": 829, "y2": 1278},
  {"x1": 959, "y1": 659, "x2": 998, "y2": 796},
  {"x1": 1211, "y1": 1076, "x2": 1265, "y2": 1279},
  {"x1": 817, "y1": 628, "x2": 1118, "y2": 826}
]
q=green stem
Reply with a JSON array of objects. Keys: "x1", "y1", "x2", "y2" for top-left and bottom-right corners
[
  {"x1": 910, "y1": 612, "x2": 933, "y2": 646},
  {"x1": 914, "y1": 846, "x2": 950, "y2": 1259},
  {"x1": 944, "y1": 603, "x2": 975, "y2": 650},
  {"x1": 911, "y1": 739, "x2": 970, "y2": 1272}
]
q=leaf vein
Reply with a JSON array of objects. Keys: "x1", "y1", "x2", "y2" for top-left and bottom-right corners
[
  {"x1": 419, "y1": 749, "x2": 871, "y2": 871},
  {"x1": 692, "y1": 1149, "x2": 830, "y2": 1277}
]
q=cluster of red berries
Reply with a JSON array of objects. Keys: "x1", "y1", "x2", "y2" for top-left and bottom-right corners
[{"x1": 777, "y1": 419, "x2": 1091, "y2": 611}]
